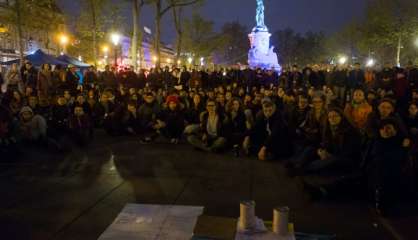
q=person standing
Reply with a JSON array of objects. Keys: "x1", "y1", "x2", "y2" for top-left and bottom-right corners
[
  {"x1": 37, "y1": 64, "x2": 52, "y2": 98},
  {"x1": 100, "y1": 65, "x2": 117, "y2": 90},
  {"x1": 5, "y1": 63, "x2": 23, "y2": 93},
  {"x1": 65, "y1": 65, "x2": 80, "y2": 95},
  {"x1": 348, "y1": 62, "x2": 365, "y2": 91},
  {"x1": 22, "y1": 62, "x2": 38, "y2": 91}
]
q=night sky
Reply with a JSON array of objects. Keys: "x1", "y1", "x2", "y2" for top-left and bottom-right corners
[{"x1": 57, "y1": 0, "x2": 366, "y2": 44}]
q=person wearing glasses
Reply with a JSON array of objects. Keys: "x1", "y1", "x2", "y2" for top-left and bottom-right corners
[{"x1": 187, "y1": 100, "x2": 229, "y2": 152}]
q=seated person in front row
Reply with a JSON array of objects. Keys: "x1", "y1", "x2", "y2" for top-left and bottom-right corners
[
  {"x1": 69, "y1": 105, "x2": 92, "y2": 146},
  {"x1": 187, "y1": 100, "x2": 229, "y2": 152},
  {"x1": 155, "y1": 95, "x2": 185, "y2": 144},
  {"x1": 288, "y1": 108, "x2": 361, "y2": 176},
  {"x1": 243, "y1": 99, "x2": 293, "y2": 161},
  {"x1": 19, "y1": 106, "x2": 47, "y2": 143}
]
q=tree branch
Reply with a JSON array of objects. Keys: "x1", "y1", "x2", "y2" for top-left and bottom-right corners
[{"x1": 160, "y1": 0, "x2": 200, "y2": 16}]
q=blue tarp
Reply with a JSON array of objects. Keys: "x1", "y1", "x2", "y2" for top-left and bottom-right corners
[
  {"x1": 1, "y1": 49, "x2": 68, "y2": 67},
  {"x1": 57, "y1": 54, "x2": 91, "y2": 68}
]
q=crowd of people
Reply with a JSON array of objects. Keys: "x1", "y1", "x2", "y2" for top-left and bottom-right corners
[{"x1": 1, "y1": 60, "x2": 418, "y2": 216}]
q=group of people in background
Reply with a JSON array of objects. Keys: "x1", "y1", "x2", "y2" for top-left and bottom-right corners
[{"x1": 1, "y1": 60, "x2": 418, "y2": 217}]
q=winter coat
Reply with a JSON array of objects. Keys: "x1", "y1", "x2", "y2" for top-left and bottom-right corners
[{"x1": 251, "y1": 110, "x2": 293, "y2": 158}]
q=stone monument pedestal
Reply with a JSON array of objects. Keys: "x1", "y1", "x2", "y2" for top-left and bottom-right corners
[{"x1": 248, "y1": 28, "x2": 281, "y2": 71}]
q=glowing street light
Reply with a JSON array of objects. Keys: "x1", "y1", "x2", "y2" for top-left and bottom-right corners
[
  {"x1": 78, "y1": 55, "x2": 82, "y2": 62},
  {"x1": 177, "y1": 60, "x2": 181, "y2": 65},
  {"x1": 187, "y1": 57, "x2": 193, "y2": 64},
  {"x1": 338, "y1": 56, "x2": 347, "y2": 65},
  {"x1": 152, "y1": 56, "x2": 158, "y2": 62},
  {"x1": 366, "y1": 58, "x2": 375, "y2": 67},
  {"x1": 59, "y1": 34, "x2": 69, "y2": 45},
  {"x1": 59, "y1": 34, "x2": 69, "y2": 53},
  {"x1": 111, "y1": 33, "x2": 121, "y2": 46},
  {"x1": 102, "y1": 45, "x2": 109, "y2": 53},
  {"x1": 167, "y1": 58, "x2": 172, "y2": 64},
  {"x1": 110, "y1": 33, "x2": 121, "y2": 66}
]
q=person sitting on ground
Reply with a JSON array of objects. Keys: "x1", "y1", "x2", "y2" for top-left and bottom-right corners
[
  {"x1": 184, "y1": 93, "x2": 205, "y2": 135},
  {"x1": 120, "y1": 100, "x2": 141, "y2": 136},
  {"x1": 243, "y1": 99, "x2": 293, "y2": 161},
  {"x1": 92, "y1": 91, "x2": 117, "y2": 129},
  {"x1": 155, "y1": 95, "x2": 185, "y2": 144},
  {"x1": 73, "y1": 94, "x2": 92, "y2": 117},
  {"x1": 226, "y1": 98, "x2": 248, "y2": 154},
  {"x1": 371, "y1": 118, "x2": 407, "y2": 216},
  {"x1": 299, "y1": 93, "x2": 328, "y2": 147},
  {"x1": 69, "y1": 104, "x2": 92, "y2": 147},
  {"x1": 0, "y1": 106, "x2": 19, "y2": 158},
  {"x1": 137, "y1": 92, "x2": 161, "y2": 143},
  {"x1": 344, "y1": 88, "x2": 373, "y2": 133},
  {"x1": 404, "y1": 101, "x2": 418, "y2": 156},
  {"x1": 49, "y1": 95, "x2": 70, "y2": 141},
  {"x1": 365, "y1": 98, "x2": 410, "y2": 147},
  {"x1": 289, "y1": 108, "x2": 361, "y2": 176},
  {"x1": 187, "y1": 100, "x2": 229, "y2": 152},
  {"x1": 287, "y1": 93, "x2": 311, "y2": 149},
  {"x1": 19, "y1": 106, "x2": 47, "y2": 143}
]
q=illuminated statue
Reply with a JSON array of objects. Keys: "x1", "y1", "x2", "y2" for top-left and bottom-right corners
[
  {"x1": 248, "y1": 0, "x2": 281, "y2": 71},
  {"x1": 256, "y1": 0, "x2": 266, "y2": 29}
]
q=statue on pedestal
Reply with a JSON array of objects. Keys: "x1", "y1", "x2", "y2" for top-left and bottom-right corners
[
  {"x1": 248, "y1": 0, "x2": 281, "y2": 71},
  {"x1": 256, "y1": 0, "x2": 266, "y2": 30}
]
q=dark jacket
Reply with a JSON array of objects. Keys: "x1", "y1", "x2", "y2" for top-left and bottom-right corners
[
  {"x1": 23, "y1": 67, "x2": 38, "y2": 89},
  {"x1": 100, "y1": 71, "x2": 117, "y2": 89},
  {"x1": 228, "y1": 110, "x2": 247, "y2": 134},
  {"x1": 251, "y1": 110, "x2": 293, "y2": 158},
  {"x1": 321, "y1": 114, "x2": 362, "y2": 170},
  {"x1": 348, "y1": 69, "x2": 365, "y2": 89},
  {"x1": 138, "y1": 101, "x2": 161, "y2": 128},
  {"x1": 200, "y1": 112, "x2": 229, "y2": 138},
  {"x1": 65, "y1": 71, "x2": 80, "y2": 93}
]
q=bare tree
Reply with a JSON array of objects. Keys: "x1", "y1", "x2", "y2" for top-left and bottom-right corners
[
  {"x1": 131, "y1": 0, "x2": 145, "y2": 71},
  {"x1": 147, "y1": 0, "x2": 202, "y2": 66},
  {"x1": 172, "y1": 5, "x2": 183, "y2": 59}
]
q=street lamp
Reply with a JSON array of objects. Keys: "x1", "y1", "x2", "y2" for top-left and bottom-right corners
[
  {"x1": 167, "y1": 58, "x2": 172, "y2": 64},
  {"x1": 102, "y1": 45, "x2": 109, "y2": 64},
  {"x1": 177, "y1": 60, "x2": 181, "y2": 65},
  {"x1": 338, "y1": 56, "x2": 347, "y2": 65},
  {"x1": 187, "y1": 57, "x2": 193, "y2": 65},
  {"x1": 59, "y1": 34, "x2": 69, "y2": 54},
  {"x1": 366, "y1": 58, "x2": 375, "y2": 67},
  {"x1": 110, "y1": 33, "x2": 121, "y2": 66}
]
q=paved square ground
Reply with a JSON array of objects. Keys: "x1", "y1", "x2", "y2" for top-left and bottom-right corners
[{"x1": 0, "y1": 131, "x2": 416, "y2": 240}]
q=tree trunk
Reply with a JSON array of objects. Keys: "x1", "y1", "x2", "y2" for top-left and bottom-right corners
[
  {"x1": 15, "y1": 0, "x2": 25, "y2": 66},
  {"x1": 154, "y1": 1, "x2": 162, "y2": 67},
  {"x1": 396, "y1": 35, "x2": 401, "y2": 67},
  {"x1": 173, "y1": 6, "x2": 183, "y2": 59},
  {"x1": 131, "y1": 0, "x2": 139, "y2": 71},
  {"x1": 90, "y1": 0, "x2": 98, "y2": 67}
]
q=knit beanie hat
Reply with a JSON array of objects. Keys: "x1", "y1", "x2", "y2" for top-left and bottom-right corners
[
  {"x1": 20, "y1": 106, "x2": 33, "y2": 115},
  {"x1": 166, "y1": 95, "x2": 179, "y2": 105}
]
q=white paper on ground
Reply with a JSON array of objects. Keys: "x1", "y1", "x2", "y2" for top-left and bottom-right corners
[{"x1": 98, "y1": 204, "x2": 204, "y2": 240}]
